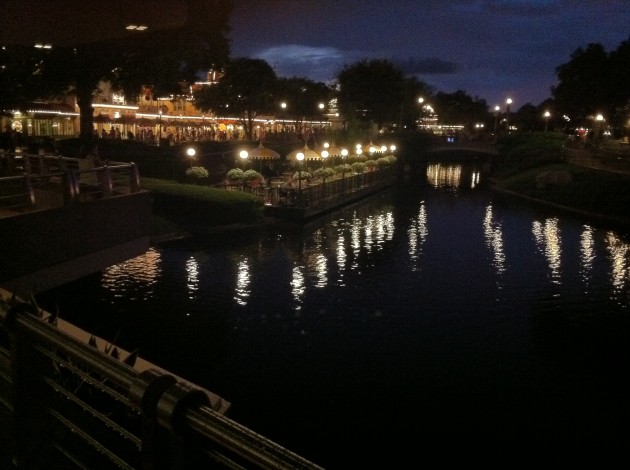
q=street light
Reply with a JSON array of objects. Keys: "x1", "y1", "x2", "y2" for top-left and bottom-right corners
[
  {"x1": 186, "y1": 147, "x2": 196, "y2": 167},
  {"x1": 543, "y1": 110, "x2": 551, "y2": 132},
  {"x1": 239, "y1": 149, "x2": 248, "y2": 169},
  {"x1": 493, "y1": 105, "x2": 500, "y2": 134},
  {"x1": 158, "y1": 109, "x2": 162, "y2": 146},
  {"x1": 506, "y1": 98, "x2": 512, "y2": 133},
  {"x1": 296, "y1": 151, "x2": 305, "y2": 205},
  {"x1": 279, "y1": 102, "x2": 287, "y2": 133},
  {"x1": 320, "y1": 149, "x2": 329, "y2": 167}
]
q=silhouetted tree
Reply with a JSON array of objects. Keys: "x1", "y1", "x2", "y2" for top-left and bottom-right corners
[
  {"x1": 274, "y1": 77, "x2": 333, "y2": 135},
  {"x1": 0, "y1": 0, "x2": 232, "y2": 143},
  {"x1": 336, "y1": 59, "x2": 406, "y2": 132},
  {"x1": 193, "y1": 58, "x2": 277, "y2": 141},
  {"x1": 433, "y1": 90, "x2": 489, "y2": 129}
]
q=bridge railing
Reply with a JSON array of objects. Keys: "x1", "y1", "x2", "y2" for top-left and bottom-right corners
[
  {"x1": 0, "y1": 296, "x2": 323, "y2": 469},
  {"x1": 0, "y1": 154, "x2": 142, "y2": 214}
]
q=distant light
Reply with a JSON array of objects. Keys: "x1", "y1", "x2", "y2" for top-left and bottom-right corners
[
  {"x1": 296, "y1": 152, "x2": 305, "y2": 161},
  {"x1": 186, "y1": 147, "x2": 196, "y2": 157},
  {"x1": 126, "y1": 24, "x2": 148, "y2": 31},
  {"x1": 321, "y1": 150, "x2": 329, "y2": 159},
  {"x1": 390, "y1": 145, "x2": 396, "y2": 152},
  {"x1": 34, "y1": 43, "x2": 52, "y2": 49},
  {"x1": 318, "y1": 103, "x2": 325, "y2": 110},
  {"x1": 239, "y1": 150, "x2": 249, "y2": 159},
  {"x1": 380, "y1": 146, "x2": 387, "y2": 152},
  {"x1": 341, "y1": 149, "x2": 349, "y2": 157},
  {"x1": 506, "y1": 98, "x2": 513, "y2": 105},
  {"x1": 323, "y1": 142, "x2": 330, "y2": 149},
  {"x1": 595, "y1": 114, "x2": 604, "y2": 122}
]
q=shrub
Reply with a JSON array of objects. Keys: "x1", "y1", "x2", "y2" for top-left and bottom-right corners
[
  {"x1": 334, "y1": 164, "x2": 352, "y2": 175},
  {"x1": 364, "y1": 160, "x2": 379, "y2": 171},
  {"x1": 242, "y1": 169, "x2": 263, "y2": 182},
  {"x1": 313, "y1": 167, "x2": 335, "y2": 180},
  {"x1": 227, "y1": 168, "x2": 244, "y2": 182},
  {"x1": 185, "y1": 166, "x2": 209, "y2": 179},
  {"x1": 351, "y1": 162, "x2": 366, "y2": 173},
  {"x1": 293, "y1": 171, "x2": 311, "y2": 181}
]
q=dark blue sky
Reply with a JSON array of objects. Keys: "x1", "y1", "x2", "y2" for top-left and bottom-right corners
[{"x1": 230, "y1": 0, "x2": 630, "y2": 109}]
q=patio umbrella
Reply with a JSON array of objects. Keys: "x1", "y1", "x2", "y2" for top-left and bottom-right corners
[
  {"x1": 248, "y1": 141, "x2": 280, "y2": 173},
  {"x1": 93, "y1": 113, "x2": 110, "y2": 123},
  {"x1": 249, "y1": 142, "x2": 280, "y2": 161},
  {"x1": 286, "y1": 143, "x2": 321, "y2": 162}
]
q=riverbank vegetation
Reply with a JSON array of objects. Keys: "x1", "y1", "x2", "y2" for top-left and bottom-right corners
[
  {"x1": 491, "y1": 133, "x2": 630, "y2": 222},
  {"x1": 141, "y1": 177, "x2": 264, "y2": 234}
]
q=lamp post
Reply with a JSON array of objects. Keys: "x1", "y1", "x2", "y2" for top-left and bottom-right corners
[
  {"x1": 543, "y1": 110, "x2": 551, "y2": 132},
  {"x1": 158, "y1": 109, "x2": 162, "y2": 146},
  {"x1": 493, "y1": 105, "x2": 500, "y2": 134},
  {"x1": 417, "y1": 97, "x2": 424, "y2": 130},
  {"x1": 280, "y1": 101, "x2": 287, "y2": 134},
  {"x1": 506, "y1": 98, "x2": 512, "y2": 134},
  {"x1": 186, "y1": 147, "x2": 196, "y2": 167},
  {"x1": 296, "y1": 151, "x2": 304, "y2": 206},
  {"x1": 239, "y1": 150, "x2": 248, "y2": 169},
  {"x1": 321, "y1": 149, "x2": 329, "y2": 168}
]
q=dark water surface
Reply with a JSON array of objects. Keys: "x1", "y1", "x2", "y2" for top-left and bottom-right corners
[{"x1": 38, "y1": 161, "x2": 630, "y2": 467}]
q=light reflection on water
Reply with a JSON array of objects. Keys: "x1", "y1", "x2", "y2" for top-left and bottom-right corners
[
  {"x1": 39, "y1": 159, "x2": 630, "y2": 467},
  {"x1": 101, "y1": 248, "x2": 161, "y2": 301}
]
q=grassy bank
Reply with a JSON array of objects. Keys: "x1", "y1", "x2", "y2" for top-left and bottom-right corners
[
  {"x1": 141, "y1": 177, "x2": 264, "y2": 236},
  {"x1": 491, "y1": 133, "x2": 630, "y2": 223}
]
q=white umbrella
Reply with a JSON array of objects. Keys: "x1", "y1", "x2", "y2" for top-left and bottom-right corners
[
  {"x1": 248, "y1": 142, "x2": 280, "y2": 161},
  {"x1": 286, "y1": 143, "x2": 321, "y2": 162}
]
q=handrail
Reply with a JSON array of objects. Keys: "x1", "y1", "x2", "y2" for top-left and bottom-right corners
[
  {"x1": 0, "y1": 299, "x2": 324, "y2": 469},
  {"x1": 0, "y1": 160, "x2": 142, "y2": 214}
]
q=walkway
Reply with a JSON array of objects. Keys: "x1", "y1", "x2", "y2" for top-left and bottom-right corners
[{"x1": 565, "y1": 147, "x2": 630, "y2": 175}]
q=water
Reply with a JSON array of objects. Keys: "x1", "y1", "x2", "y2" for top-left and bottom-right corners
[{"x1": 38, "y1": 160, "x2": 630, "y2": 467}]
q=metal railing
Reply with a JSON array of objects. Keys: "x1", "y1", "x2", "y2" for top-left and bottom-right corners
[
  {"x1": 0, "y1": 153, "x2": 141, "y2": 214},
  {"x1": 0, "y1": 298, "x2": 324, "y2": 469},
  {"x1": 224, "y1": 167, "x2": 395, "y2": 208}
]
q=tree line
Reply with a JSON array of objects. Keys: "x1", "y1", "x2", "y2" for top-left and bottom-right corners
[{"x1": 1, "y1": 0, "x2": 628, "y2": 143}]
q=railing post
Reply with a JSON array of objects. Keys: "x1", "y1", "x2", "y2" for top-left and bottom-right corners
[
  {"x1": 128, "y1": 369, "x2": 177, "y2": 470},
  {"x1": 130, "y1": 162, "x2": 140, "y2": 192},
  {"x1": 24, "y1": 175, "x2": 36, "y2": 206},
  {"x1": 4, "y1": 302, "x2": 51, "y2": 469},
  {"x1": 156, "y1": 381, "x2": 211, "y2": 468},
  {"x1": 64, "y1": 170, "x2": 77, "y2": 205},
  {"x1": 102, "y1": 165, "x2": 113, "y2": 194}
]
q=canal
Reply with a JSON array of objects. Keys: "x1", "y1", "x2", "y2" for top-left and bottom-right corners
[{"x1": 37, "y1": 158, "x2": 630, "y2": 467}]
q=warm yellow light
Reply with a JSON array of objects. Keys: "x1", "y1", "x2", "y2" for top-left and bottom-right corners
[
  {"x1": 186, "y1": 147, "x2": 196, "y2": 157},
  {"x1": 239, "y1": 150, "x2": 248, "y2": 159},
  {"x1": 341, "y1": 149, "x2": 349, "y2": 157},
  {"x1": 296, "y1": 152, "x2": 305, "y2": 161},
  {"x1": 321, "y1": 150, "x2": 329, "y2": 159}
]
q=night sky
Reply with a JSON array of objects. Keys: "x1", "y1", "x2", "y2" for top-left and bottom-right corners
[{"x1": 230, "y1": 0, "x2": 630, "y2": 108}]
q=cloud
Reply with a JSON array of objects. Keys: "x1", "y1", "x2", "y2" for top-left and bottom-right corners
[
  {"x1": 396, "y1": 58, "x2": 460, "y2": 76},
  {"x1": 253, "y1": 45, "x2": 345, "y2": 81}
]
